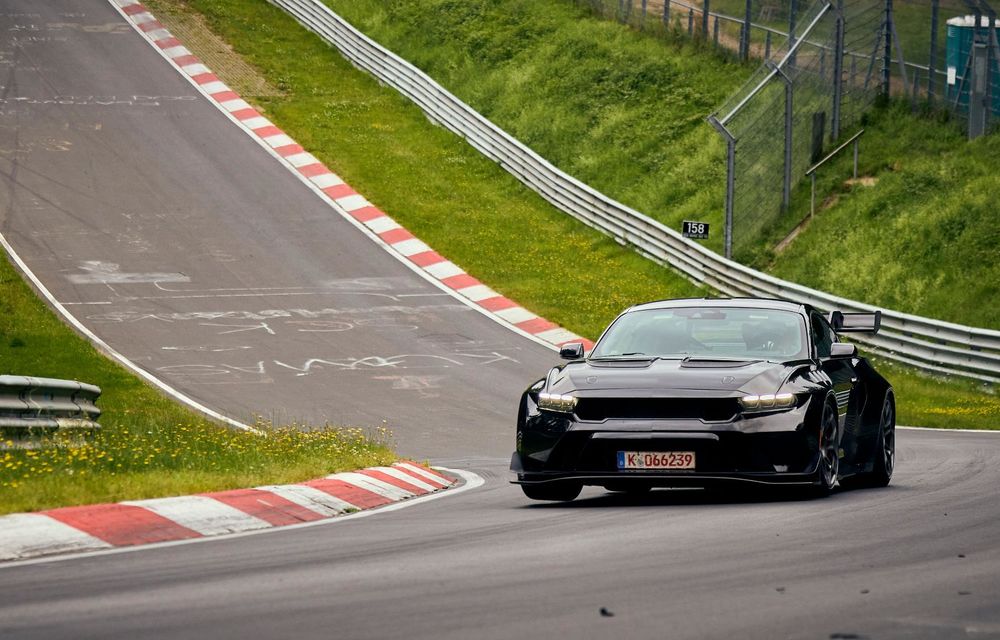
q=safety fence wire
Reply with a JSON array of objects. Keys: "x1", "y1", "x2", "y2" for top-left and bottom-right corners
[{"x1": 712, "y1": 0, "x2": 888, "y2": 260}]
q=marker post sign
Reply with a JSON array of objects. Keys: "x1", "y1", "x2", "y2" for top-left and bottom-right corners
[{"x1": 682, "y1": 220, "x2": 710, "y2": 240}]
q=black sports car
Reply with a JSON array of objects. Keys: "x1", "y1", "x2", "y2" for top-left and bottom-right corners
[{"x1": 511, "y1": 298, "x2": 895, "y2": 501}]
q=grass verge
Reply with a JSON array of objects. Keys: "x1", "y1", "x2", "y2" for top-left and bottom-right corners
[
  {"x1": 0, "y1": 256, "x2": 394, "y2": 515},
  {"x1": 139, "y1": 0, "x2": 996, "y2": 429}
]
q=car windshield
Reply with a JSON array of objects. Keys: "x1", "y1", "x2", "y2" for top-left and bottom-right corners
[{"x1": 591, "y1": 307, "x2": 808, "y2": 361}]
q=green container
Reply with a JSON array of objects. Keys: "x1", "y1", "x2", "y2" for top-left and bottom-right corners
[{"x1": 945, "y1": 15, "x2": 1000, "y2": 115}]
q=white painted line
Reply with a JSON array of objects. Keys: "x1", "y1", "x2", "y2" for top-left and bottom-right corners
[
  {"x1": 0, "y1": 514, "x2": 111, "y2": 561},
  {"x1": 334, "y1": 194, "x2": 370, "y2": 212},
  {"x1": 256, "y1": 484, "x2": 358, "y2": 516},
  {"x1": 898, "y1": 425, "x2": 1000, "y2": 434},
  {"x1": 391, "y1": 238, "x2": 432, "y2": 257},
  {"x1": 108, "y1": 0, "x2": 565, "y2": 357},
  {"x1": 161, "y1": 45, "x2": 193, "y2": 59},
  {"x1": 456, "y1": 284, "x2": 499, "y2": 302},
  {"x1": 535, "y1": 327, "x2": 581, "y2": 343},
  {"x1": 144, "y1": 28, "x2": 171, "y2": 41},
  {"x1": 263, "y1": 133, "x2": 296, "y2": 148},
  {"x1": 495, "y1": 306, "x2": 537, "y2": 324},
  {"x1": 309, "y1": 173, "x2": 344, "y2": 189},
  {"x1": 364, "y1": 216, "x2": 401, "y2": 234},
  {"x1": 370, "y1": 467, "x2": 440, "y2": 493},
  {"x1": 0, "y1": 232, "x2": 254, "y2": 432},
  {"x1": 424, "y1": 261, "x2": 464, "y2": 280},
  {"x1": 1, "y1": 468, "x2": 482, "y2": 568},
  {"x1": 241, "y1": 116, "x2": 272, "y2": 130},
  {"x1": 181, "y1": 63, "x2": 211, "y2": 76},
  {"x1": 131, "y1": 13, "x2": 157, "y2": 25},
  {"x1": 219, "y1": 98, "x2": 252, "y2": 112},
  {"x1": 331, "y1": 472, "x2": 415, "y2": 501},
  {"x1": 394, "y1": 462, "x2": 452, "y2": 485},
  {"x1": 121, "y1": 496, "x2": 270, "y2": 536},
  {"x1": 284, "y1": 152, "x2": 320, "y2": 168},
  {"x1": 200, "y1": 80, "x2": 230, "y2": 95}
]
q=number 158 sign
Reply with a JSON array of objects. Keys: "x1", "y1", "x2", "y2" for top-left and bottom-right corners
[{"x1": 682, "y1": 220, "x2": 710, "y2": 239}]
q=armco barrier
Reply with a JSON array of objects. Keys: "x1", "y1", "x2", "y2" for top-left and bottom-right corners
[
  {"x1": 268, "y1": 0, "x2": 1000, "y2": 383},
  {"x1": 0, "y1": 375, "x2": 101, "y2": 433}
]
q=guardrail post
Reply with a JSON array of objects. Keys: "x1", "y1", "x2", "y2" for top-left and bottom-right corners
[
  {"x1": 928, "y1": 0, "x2": 939, "y2": 103},
  {"x1": 831, "y1": 0, "x2": 845, "y2": 140}
]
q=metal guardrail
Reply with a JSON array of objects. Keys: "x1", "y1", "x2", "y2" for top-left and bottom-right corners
[
  {"x1": 269, "y1": 0, "x2": 1000, "y2": 383},
  {"x1": 0, "y1": 375, "x2": 101, "y2": 433}
]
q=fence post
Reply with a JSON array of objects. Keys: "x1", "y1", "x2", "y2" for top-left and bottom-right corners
[
  {"x1": 663, "y1": 0, "x2": 670, "y2": 27},
  {"x1": 831, "y1": 0, "x2": 845, "y2": 140},
  {"x1": 641, "y1": 0, "x2": 647, "y2": 25},
  {"x1": 714, "y1": 15, "x2": 720, "y2": 46},
  {"x1": 782, "y1": 72, "x2": 794, "y2": 211},
  {"x1": 741, "y1": 0, "x2": 752, "y2": 61},
  {"x1": 765, "y1": 31, "x2": 772, "y2": 59},
  {"x1": 708, "y1": 116, "x2": 736, "y2": 260},
  {"x1": 788, "y1": 0, "x2": 798, "y2": 67},
  {"x1": 702, "y1": 0, "x2": 710, "y2": 39},
  {"x1": 928, "y1": 0, "x2": 939, "y2": 103},
  {"x1": 688, "y1": 8, "x2": 694, "y2": 35},
  {"x1": 882, "y1": 0, "x2": 892, "y2": 97}
]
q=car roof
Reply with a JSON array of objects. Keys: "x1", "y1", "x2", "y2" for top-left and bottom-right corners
[{"x1": 625, "y1": 297, "x2": 808, "y2": 315}]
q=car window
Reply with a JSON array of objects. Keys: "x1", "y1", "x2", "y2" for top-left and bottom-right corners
[
  {"x1": 591, "y1": 307, "x2": 808, "y2": 361},
  {"x1": 811, "y1": 313, "x2": 835, "y2": 358}
]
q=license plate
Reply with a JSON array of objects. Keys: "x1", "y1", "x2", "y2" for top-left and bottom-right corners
[{"x1": 617, "y1": 451, "x2": 695, "y2": 470}]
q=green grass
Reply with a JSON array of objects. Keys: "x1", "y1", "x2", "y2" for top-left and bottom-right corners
[
  {"x1": 320, "y1": 0, "x2": 1000, "y2": 329},
  {"x1": 0, "y1": 257, "x2": 394, "y2": 515},
  {"x1": 142, "y1": 0, "x2": 997, "y2": 430}
]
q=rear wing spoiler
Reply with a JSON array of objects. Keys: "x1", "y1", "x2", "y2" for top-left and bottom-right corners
[{"x1": 828, "y1": 310, "x2": 881, "y2": 334}]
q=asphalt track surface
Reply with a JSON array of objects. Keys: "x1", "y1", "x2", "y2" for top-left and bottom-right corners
[{"x1": 1, "y1": 2, "x2": 998, "y2": 639}]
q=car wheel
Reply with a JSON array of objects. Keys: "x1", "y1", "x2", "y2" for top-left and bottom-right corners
[
  {"x1": 521, "y1": 482, "x2": 583, "y2": 502},
  {"x1": 810, "y1": 400, "x2": 840, "y2": 497},
  {"x1": 858, "y1": 391, "x2": 895, "y2": 488}
]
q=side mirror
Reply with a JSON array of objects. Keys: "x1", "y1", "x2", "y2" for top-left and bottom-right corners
[
  {"x1": 559, "y1": 342, "x2": 585, "y2": 360},
  {"x1": 829, "y1": 342, "x2": 857, "y2": 358}
]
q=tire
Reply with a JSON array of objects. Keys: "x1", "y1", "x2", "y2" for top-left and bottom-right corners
[
  {"x1": 521, "y1": 481, "x2": 583, "y2": 502},
  {"x1": 809, "y1": 399, "x2": 840, "y2": 498},
  {"x1": 857, "y1": 391, "x2": 895, "y2": 488}
]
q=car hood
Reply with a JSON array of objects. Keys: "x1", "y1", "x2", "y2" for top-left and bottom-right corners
[{"x1": 549, "y1": 358, "x2": 801, "y2": 395}]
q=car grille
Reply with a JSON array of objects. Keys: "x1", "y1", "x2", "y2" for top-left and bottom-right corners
[{"x1": 574, "y1": 397, "x2": 739, "y2": 422}]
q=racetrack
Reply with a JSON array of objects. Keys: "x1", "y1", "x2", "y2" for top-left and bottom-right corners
[{"x1": 0, "y1": 1, "x2": 997, "y2": 638}]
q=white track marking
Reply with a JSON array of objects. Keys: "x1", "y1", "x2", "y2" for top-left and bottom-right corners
[
  {"x1": 256, "y1": 484, "x2": 359, "y2": 516},
  {"x1": 391, "y1": 239, "x2": 432, "y2": 257},
  {"x1": 370, "y1": 467, "x2": 439, "y2": 492},
  {"x1": 309, "y1": 173, "x2": 344, "y2": 188},
  {"x1": 424, "y1": 261, "x2": 464, "y2": 280},
  {"x1": 108, "y1": 0, "x2": 567, "y2": 355},
  {"x1": 120, "y1": 497, "x2": 270, "y2": 536},
  {"x1": 0, "y1": 468, "x2": 482, "y2": 568},
  {"x1": 0, "y1": 232, "x2": 255, "y2": 432},
  {"x1": 364, "y1": 216, "x2": 401, "y2": 234},
  {"x1": 394, "y1": 462, "x2": 451, "y2": 485},
  {"x1": 494, "y1": 307, "x2": 537, "y2": 324},
  {"x1": 0, "y1": 514, "x2": 112, "y2": 561},
  {"x1": 331, "y1": 472, "x2": 415, "y2": 501},
  {"x1": 456, "y1": 284, "x2": 500, "y2": 302}
]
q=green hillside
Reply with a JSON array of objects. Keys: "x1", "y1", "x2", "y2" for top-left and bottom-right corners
[{"x1": 320, "y1": 0, "x2": 999, "y2": 329}]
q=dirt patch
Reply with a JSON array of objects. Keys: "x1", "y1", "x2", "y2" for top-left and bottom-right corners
[
  {"x1": 142, "y1": 0, "x2": 283, "y2": 98},
  {"x1": 845, "y1": 176, "x2": 878, "y2": 187}
]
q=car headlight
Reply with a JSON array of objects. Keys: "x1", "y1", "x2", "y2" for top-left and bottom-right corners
[
  {"x1": 537, "y1": 392, "x2": 578, "y2": 413},
  {"x1": 739, "y1": 392, "x2": 798, "y2": 412}
]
